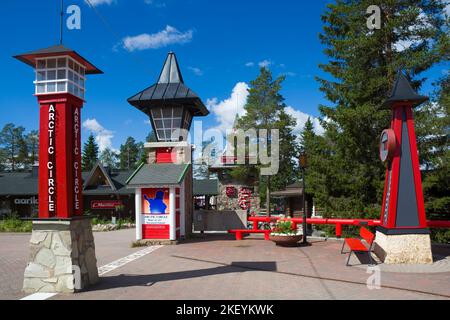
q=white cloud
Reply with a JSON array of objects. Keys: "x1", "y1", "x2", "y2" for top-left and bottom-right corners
[
  {"x1": 245, "y1": 62, "x2": 255, "y2": 67},
  {"x1": 208, "y1": 82, "x2": 324, "y2": 136},
  {"x1": 122, "y1": 25, "x2": 193, "y2": 52},
  {"x1": 85, "y1": 0, "x2": 114, "y2": 6},
  {"x1": 144, "y1": 0, "x2": 166, "y2": 8},
  {"x1": 393, "y1": 10, "x2": 434, "y2": 52},
  {"x1": 207, "y1": 82, "x2": 250, "y2": 134},
  {"x1": 188, "y1": 66, "x2": 203, "y2": 76},
  {"x1": 285, "y1": 106, "x2": 324, "y2": 135},
  {"x1": 258, "y1": 60, "x2": 272, "y2": 68},
  {"x1": 82, "y1": 119, "x2": 116, "y2": 152}
]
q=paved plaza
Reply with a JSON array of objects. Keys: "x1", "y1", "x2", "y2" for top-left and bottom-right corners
[{"x1": 1, "y1": 229, "x2": 449, "y2": 300}]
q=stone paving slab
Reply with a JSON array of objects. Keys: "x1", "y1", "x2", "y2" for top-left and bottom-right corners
[
  {"x1": 53, "y1": 235, "x2": 450, "y2": 300},
  {"x1": 2, "y1": 231, "x2": 450, "y2": 300},
  {"x1": 0, "y1": 229, "x2": 140, "y2": 300}
]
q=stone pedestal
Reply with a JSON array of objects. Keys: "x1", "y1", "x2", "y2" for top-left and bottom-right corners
[
  {"x1": 23, "y1": 218, "x2": 99, "y2": 294},
  {"x1": 374, "y1": 231, "x2": 433, "y2": 264}
]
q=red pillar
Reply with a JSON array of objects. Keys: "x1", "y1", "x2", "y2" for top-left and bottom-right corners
[{"x1": 37, "y1": 94, "x2": 84, "y2": 219}]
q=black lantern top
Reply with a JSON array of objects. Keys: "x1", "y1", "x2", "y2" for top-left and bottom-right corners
[
  {"x1": 381, "y1": 72, "x2": 429, "y2": 109},
  {"x1": 128, "y1": 52, "x2": 209, "y2": 142}
]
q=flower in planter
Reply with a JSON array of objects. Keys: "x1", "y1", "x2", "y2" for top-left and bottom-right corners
[{"x1": 271, "y1": 218, "x2": 301, "y2": 236}]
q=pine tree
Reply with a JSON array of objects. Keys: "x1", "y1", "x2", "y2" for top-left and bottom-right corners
[
  {"x1": 100, "y1": 148, "x2": 118, "y2": 169},
  {"x1": 416, "y1": 74, "x2": 450, "y2": 216},
  {"x1": 119, "y1": 137, "x2": 140, "y2": 170},
  {"x1": 25, "y1": 130, "x2": 39, "y2": 166},
  {"x1": 313, "y1": 0, "x2": 448, "y2": 216},
  {"x1": 231, "y1": 67, "x2": 299, "y2": 213},
  {"x1": 82, "y1": 134, "x2": 99, "y2": 171},
  {"x1": 0, "y1": 123, "x2": 25, "y2": 172}
]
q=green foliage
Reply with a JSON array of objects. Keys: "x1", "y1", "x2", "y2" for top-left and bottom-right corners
[
  {"x1": 119, "y1": 137, "x2": 141, "y2": 170},
  {"x1": 100, "y1": 148, "x2": 119, "y2": 169},
  {"x1": 82, "y1": 134, "x2": 99, "y2": 171},
  {"x1": 309, "y1": 0, "x2": 448, "y2": 218},
  {"x1": 271, "y1": 218, "x2": 298, "y2": 235},
  {"x1": 0, "y1": 216, "x2": 32, "y2": 233},
  {"x1": 0, "y1": 123, "x2": 26, "y2": 171},
  {"x1": 230, "y1": 67, "x2": 300, "y2": 209}
]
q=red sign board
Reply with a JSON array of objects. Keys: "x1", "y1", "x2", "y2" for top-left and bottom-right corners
[
  {"x1": 91, "y1": 200, "x2": 123, "y2": 210},
  {"x1": 141, "y1": 188, "x2": 170, "y2": 240}
]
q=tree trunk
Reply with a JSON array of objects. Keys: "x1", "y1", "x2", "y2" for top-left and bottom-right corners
[{"x1": 266, "y1": 176, "x2": 271, "y2": 217}]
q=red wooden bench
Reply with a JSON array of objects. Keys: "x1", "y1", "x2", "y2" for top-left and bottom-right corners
[
  {"x1": 228, "y1": 229, "x2": 271, "y2": 241},
  {"x1": 341, "y1": 227, "x2": 375, "y2": 266}
]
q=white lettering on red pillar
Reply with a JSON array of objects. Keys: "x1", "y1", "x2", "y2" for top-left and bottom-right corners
[
  {"x1": 47, "y1": 104, "x2": 56, "y2": 215},
  {"x1": 73, "y1": 106, "x2": 81, "y2": 213}
]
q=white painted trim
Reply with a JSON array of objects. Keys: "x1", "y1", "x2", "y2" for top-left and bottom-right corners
[
  {"x1": 20, "y1": 293, "x2": 57, "y2": 300},
  {"x1": 135, "y1": 188, "x2": 142, "y2": 240},
  {"x1": 169, "y1": 187, "x2": 176, "y2": 240},
  {"x1": 144, "y1": 141, "x2": 190, "y2": 149},
  {"x1": 98, "y1": 246, "x2": 163, "y2": 276},
  {"x1": 180, "y1": 179, "x2": 186, "y2": 237}
]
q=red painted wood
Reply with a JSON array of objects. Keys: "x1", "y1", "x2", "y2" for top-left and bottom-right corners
[
  {"x1": 142, "y1": 224, "x2": 170, "y2": 239},
  {"x1": 36, "y1": 93, "x2": 84, "y2": 219},
  {"x1": 385, "y1": 105, "x2": 403, "y2": 228},
  {"x1": 156, "y1": 147, "x2": 175, "y2": 163}
]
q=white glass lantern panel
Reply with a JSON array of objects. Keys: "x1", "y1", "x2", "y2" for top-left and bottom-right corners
[
  {"x1": 57, "y1": 82, "x2": 66, "y2": 92},
  {"x1": 80, "y1": 78, "x2": 85, "y2": 88},
  {"x1": 47, "y1": 59, "x2": 56, "y2": 68},
  {"x1": 173, "y1": 119, "x2": 181, "y2": 128},
  {"x1": 164, "y1": 120, "x2": 172, "y2": 128},
  {"x1": 157, "y1": 130, "x2": 166, "y2": 140},
  {"x1": 80, "y1": 89, "x2": 85, "y2": 99},
  {"x1": 68, "y1": 60, "x2": 74, "y2": 70},
  {"x1": 68, "y1": 70, "x2": 74, "y2": 81},
  {"x1": 165, "y1": 130, "x2": 174, "y2": 140},
  {"x1": 74, "y1": 74, "x2": 79, "y2": 84},
  {"x1": 68, "y1": 82, "x2": 74, "y2": 94},
  {"x1": 47, "y1": 83, "x2": 56, "y2": 93},
  {"x1": 36, "y1": 84, "x2": 45, "y2": 93},
  {"x1": 74, "y1": 86, "x2": 79, "y2": 97},
  {"x1": 37, "y1": 60, "x2": 46, "y2": 69},
  {"x1": 173, "y1": 107, "x2": 183, "y2": 117},
  {"x1": 57, "y1": 58, "x2": 67, "y2": 68},
  {"x1": 162, "y1": 108, "x2": 173, "y2": 117},
  {"x1": 80, "y1": 67, "x2": 85, "y2": 76},
  {"x1": 57, "y1": 70, "x2": 66, "y2": 80},
  {"x1": 47, "y1": 70, "x2": 56, "y2": 81},
  {"x1": 37, "y1": 71, "x2": 46, "y2": 81},
  {"x1": 154, "y1": 120, "x2": 163, "y2": 128}
]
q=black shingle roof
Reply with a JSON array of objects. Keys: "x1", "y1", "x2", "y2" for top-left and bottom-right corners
[
  {"x1": 127, "y1": 52, "x2": 209, "y2": 117},
  {"x1": 193, "y1": 179, "x2": 219, "y2": 196},
  {"x1": 382, "y1": 72, "x2": 429, "y2": 109},
  {"x1": 0, "y1": 170, "x2": 134, "y2": 196}
]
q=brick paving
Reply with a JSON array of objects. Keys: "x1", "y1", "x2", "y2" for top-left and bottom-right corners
[
  {"x1": 1, "y1": 231, "x2": 449, "y2": 300},
  {"x1": 0, "y1": 229, "x2": 141, "y2": 300}
]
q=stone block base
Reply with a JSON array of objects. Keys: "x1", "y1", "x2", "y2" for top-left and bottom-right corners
[
  {"x1": 373, "y1": 231, "x2": 433, "y2": 264},
  {"x1": 23, "y1": 218, "x2": 99, "y2": 294}
]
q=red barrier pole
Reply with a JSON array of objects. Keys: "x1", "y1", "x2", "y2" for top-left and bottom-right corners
[
  {"x1": 336, "y1": 224, "x2": 342, "y2": 238},
  {"x1": 248, "y1": 217, "x2": 450, "y2": 230}
]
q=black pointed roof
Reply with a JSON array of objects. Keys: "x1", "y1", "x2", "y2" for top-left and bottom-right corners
[
  {"x1": 13, "y1": 44, "x2": 103, "y2": 74},
  {"x1": 382, "y1": 72, "x2": 429, "y2": 109},
  {"x1": 128, "y1": 52, "x2": 209, "y2": 117}
]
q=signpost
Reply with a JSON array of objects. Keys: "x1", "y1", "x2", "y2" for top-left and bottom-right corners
[{"x1": 15, "y1": 45, "x2": 103, "y2": 293}]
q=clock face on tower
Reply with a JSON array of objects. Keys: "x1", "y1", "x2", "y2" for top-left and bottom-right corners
[{"x1": 380, "y1": 129, "x2": 397, "y2": 163}]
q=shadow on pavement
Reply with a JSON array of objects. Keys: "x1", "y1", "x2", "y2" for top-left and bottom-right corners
[{"x1": 87, "y1": 261, "x2": 277, "y2": 291}]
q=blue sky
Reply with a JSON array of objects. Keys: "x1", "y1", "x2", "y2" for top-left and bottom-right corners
[{"x1": 0, "y1": 0, "x2": 447, "y2": 152}]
